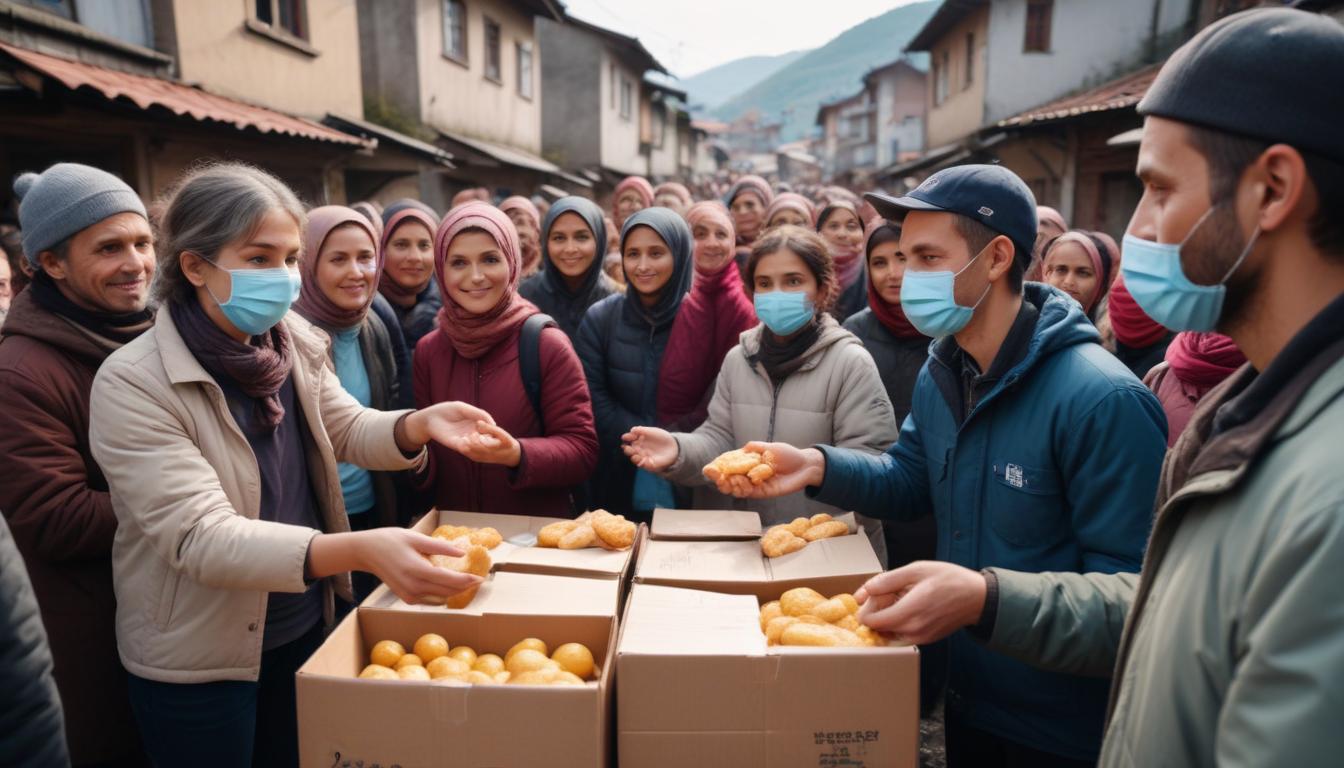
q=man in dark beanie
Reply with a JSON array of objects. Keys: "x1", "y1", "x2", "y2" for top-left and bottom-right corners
[
  {"x1": 808, "y1": 7, "x2": 1344, "y2": 766},
  {"x1": 0, "y1": 163, "x2": 153, "y2": 765}
]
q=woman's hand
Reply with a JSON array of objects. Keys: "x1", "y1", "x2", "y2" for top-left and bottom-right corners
[
  {"x1": 400, "y1": 402, "x2": 496, "y2": 451},
  {"x1": 449, "y1": 421, "x2": 523, "y2": 468},
  {"x1": 713, "y1": 441, "x2": 826, "y2": 499},
  {"x1": 307, "y1": 529, "x2": 484, "y2": 605},
  {"x1": 622, "y1": 426, "x2": 679, "y2": 471}
]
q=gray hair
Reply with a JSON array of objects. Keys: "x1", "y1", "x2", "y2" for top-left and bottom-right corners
[{"x1": 152, "y1": 162, "x2": 306, "y2": 304}]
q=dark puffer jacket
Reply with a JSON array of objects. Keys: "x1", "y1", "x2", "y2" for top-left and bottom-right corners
[
  {"x1": 0, "y1": 514, "x2": 69, "y2": 767},
  {"x1": 843, "y1": 307, "x2": 930, "y2": 422}
]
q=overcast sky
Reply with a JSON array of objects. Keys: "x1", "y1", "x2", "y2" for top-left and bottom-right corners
[{"x1": 559, "y1": 0, "x2": 926, "y2": 79}]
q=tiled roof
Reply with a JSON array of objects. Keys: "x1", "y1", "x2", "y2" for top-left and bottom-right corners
[{"x1": 997, "y1": 64, "x2": 1161, "y2": 128}]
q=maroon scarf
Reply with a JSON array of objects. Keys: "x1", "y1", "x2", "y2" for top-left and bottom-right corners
[
  {"x1": 1165, "y1": 331, "x2": 1246, "y2": 390},
  {"x1": 294, "y1": 206, "x2": 382, "y2": 330},
  {"x1": 170, "y1": 297, "x2": 293, "y2": 429},
  {"x1": 1108, "y1": 274, "x2": 1169, "y2": 348},
  {"x1": 433, "y1": 202, "x2": 539, "y2": 359}
]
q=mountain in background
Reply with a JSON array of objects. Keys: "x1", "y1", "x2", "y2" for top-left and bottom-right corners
[
  {"x1": 680, "y1": 50, "x2": 810, "y2": 111},
  {"x1": 712, "y1": 0, "x2": 939, "y2": 142}
]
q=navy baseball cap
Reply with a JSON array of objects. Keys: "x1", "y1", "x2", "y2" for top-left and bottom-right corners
[{"x1": 865, "y1": 164, "x2": 1039, "y2": 263}]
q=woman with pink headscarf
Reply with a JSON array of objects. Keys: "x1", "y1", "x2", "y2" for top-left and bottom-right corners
[
  {"x1": 656, "y1": 201, "x2": 758, "y2": 431},
  {"x1": 725, "y1": 174, "x2": 774, "y2": 267},
  {"x1": 612, "y1": 176, "x2": 654, "y2": 231},
  {"x1": 815, "y1": 200, "x2": 867, "y2": 322},
  {"x1": 413, "y1": 202, "x2": 598, "y2": 516},
  {"x1": 1040, "y1": 230, "x2": 1115, "y2": 319},
  {"x1": 764, "y1": 192, "x2": 817, "y2": 230},
  {"x1": 293, "y1": 205, "x2": 415, "y2": 595},
  {"x1": 653, "y1": 182, "x2": 694, "y2": 217},
  {"x1": 499, "y1": 195, "x2": 543, "y2": 278}
]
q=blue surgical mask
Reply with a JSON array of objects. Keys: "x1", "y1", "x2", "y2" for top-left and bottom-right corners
[
  {"x1": 754, "y1": 290, "x2": 814, "y2": 335},
  {"x1": 1121, "y1": 207, "x2": 1258, "y2": 333},
  {"x1": 205, "y1": 264, "x2": 302, "y2": 336},
  {"x1": 899, "y1": 245, "x2": 993, "y2": 337}
]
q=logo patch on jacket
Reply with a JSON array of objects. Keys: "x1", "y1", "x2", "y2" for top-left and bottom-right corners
[{"x1": 1004, "y1": 463, "x2": 1025, "y2": 488}]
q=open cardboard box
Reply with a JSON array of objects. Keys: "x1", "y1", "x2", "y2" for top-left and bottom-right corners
[
  {"x1": 617, "y1": 584, "x2": 919, "y2": 768},
  {"x1": 362, "y1": 570, "x2": 623, "y2": 618},
  {"x1": 297, "y1": 606, "x2": 617, "y2": 768},
  {"x1": 410, "y1": 509, "x2": 643, "y2": 582},
  {"x1": 633, "y1": 508, "x2": 883, "y2": 601}
]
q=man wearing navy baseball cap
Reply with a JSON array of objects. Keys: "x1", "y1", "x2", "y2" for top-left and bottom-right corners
[
  {"x1": 731, "y1": 7, "x2": 1344, "y2": 767},
  {"x1": 717, "y1": 161, "x2": 1167, "y2": 765}
]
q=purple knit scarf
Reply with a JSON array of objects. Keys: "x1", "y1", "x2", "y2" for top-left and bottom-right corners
[{"x1": 170, "y1": 298, "x2": 293, "y2": 429}]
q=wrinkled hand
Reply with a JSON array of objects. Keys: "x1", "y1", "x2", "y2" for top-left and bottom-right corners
[
  {"x1": 450, "y1": 421, "x2": 522, "y2": 468},
  {"x1": 405, "y1": 401, "x2": 496, "y2": 450},
  {"x1": 622, "y1": 426, "x2": 679, "y2": 471},
  {"x1": 352, "y1": 528, "x2": 484, "y2": 605},
  {"x1": 713, "y1": 441, "x2": 825, "y2": 499},
  {"x1": 854, "y1": 561, "x2": 988, "y2": 646}
]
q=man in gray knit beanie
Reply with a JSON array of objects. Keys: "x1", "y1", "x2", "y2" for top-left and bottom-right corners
[{"x1": 0, "y1": 162, "x2": 154, "y2": 765}]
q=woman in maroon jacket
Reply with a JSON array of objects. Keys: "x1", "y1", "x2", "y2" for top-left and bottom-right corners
[
  {"x1": 656, "y1": 201, "x2": 756, "y2": 431},
  {"x1": 414, "y1": 202, "x2": 598, "y2": 516}
]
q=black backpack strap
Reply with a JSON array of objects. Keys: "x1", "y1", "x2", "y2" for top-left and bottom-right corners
[{"x1": 519, "y1": 313, "x2": 558, "y2": 432}]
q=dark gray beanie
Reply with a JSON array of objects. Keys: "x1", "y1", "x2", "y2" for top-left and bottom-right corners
[
  {"x1": 1138, "y1": 7, "x2": 1344, "y2": 164},
  {"x1": 13, "y1": 163, "x2": 147, "y2": 268}
]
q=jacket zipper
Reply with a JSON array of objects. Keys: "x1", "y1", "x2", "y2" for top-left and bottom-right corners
[{"x1": 766, "y1": 380, "x2": 784, "y2": 442}]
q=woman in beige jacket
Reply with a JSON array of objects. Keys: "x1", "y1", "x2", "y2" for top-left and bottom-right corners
[
  {"x1": 88, "y1": 164, "x2": 492, "y2": 768},
  {"x1": 623, "y1": 226, "x2": 898, "y2": 564}
]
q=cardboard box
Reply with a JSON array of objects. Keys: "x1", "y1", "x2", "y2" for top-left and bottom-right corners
[
  {"x1": 633, "y1": 509, "x2": 883, "y2": 601},
  {"x1": 298, "y1": 606, "x2": 617, "y2": 768},
  {"x1": 362, "y1": 570, "x2": 623, "y2": 618},
  {"x1": 617, "y1": 584, "x2": 919, "y2": 768},
  {"x1": 411, "y1": 509, "x2": 642, "y2": 582}
]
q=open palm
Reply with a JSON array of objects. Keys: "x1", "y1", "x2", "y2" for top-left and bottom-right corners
[
  {"x1": 420, "y1": 402, "x2": 495, "y2": 450},
  {"x1": 622, "y1": 426, "x2": 678, "y2": 471},
  {"x1": 712, "y1": 441, "x2": 821, "y2": 499}
]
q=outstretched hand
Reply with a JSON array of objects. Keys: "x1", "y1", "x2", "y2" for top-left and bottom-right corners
[
  {"x1": 711, "y1": 441, "x2": 825, "y2": 499},
  {"x1": 622, "y1": 426, "x2": 679, "y2": 471},
  {"x1": 449, "y1": 421, "x2": 523, "y2": 467},
  {"x1": 404, "y1": 401, "x2": 496, "y2": 450}
]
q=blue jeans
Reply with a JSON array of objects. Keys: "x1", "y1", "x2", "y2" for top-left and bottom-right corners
[{"x1": 126, "y1": 622, "x2": 323, "y2": 768}]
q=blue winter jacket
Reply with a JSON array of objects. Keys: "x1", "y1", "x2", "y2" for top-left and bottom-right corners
[{"x1": 810, "y1": 283, "x2": 1167, "y2": 760}]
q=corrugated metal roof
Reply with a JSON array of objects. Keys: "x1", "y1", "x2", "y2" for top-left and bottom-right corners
[
  {"x1": 0, "y1": 41, "x2": 369, "y2": 147},
  {"x1": 996, "y1": 65, "x2": 1161, "y2": 128}
]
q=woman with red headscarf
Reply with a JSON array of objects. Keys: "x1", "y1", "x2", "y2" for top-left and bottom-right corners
[
  {"x1": 1143, "y1": 332, "x2": 1246, "y2": 447},
  {"x1": 413, "y1": 202, "x2": 598, "y2": 516},
  {"x1": 656, "y1": 201, "x2": 758, "y2": 431}
]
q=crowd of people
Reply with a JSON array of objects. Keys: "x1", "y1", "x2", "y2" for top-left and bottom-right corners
[{"x1": 0, "y1": 7, "x2": 1341, "y2": 768}]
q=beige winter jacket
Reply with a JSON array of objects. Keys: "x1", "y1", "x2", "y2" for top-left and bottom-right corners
[
  {"x1": 663, "y1": 316, "x2": 898, "y2": 563},
  {"x1": 89, "y1": 307, "x2": 423, "y2": 684}
]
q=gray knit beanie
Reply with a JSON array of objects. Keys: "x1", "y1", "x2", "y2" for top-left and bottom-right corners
[{"x1": 13, "y1": 163, "x2": 147, "y2": 269}]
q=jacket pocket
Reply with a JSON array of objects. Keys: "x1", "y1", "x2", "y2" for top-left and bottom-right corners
[
  {"x1": 153, "y1": 567, "x2": 182, "y2": 631},
  {"x1": 986, "y1": 460, "x2": 1062, "y2": 547}
]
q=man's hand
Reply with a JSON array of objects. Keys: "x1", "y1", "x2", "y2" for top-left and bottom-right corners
[
  {"x1": 855, "y1": 561, "x2": 989, "y2": 646},
  {"x1": 622, "y1": 426, "x2": 679, "y2": 471},
  {"x1": 713, "y1": 441, "x2": 825, "y2": 499}
]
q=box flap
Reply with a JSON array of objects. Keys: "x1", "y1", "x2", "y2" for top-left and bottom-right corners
[
  {"x1": 765, "y1": 532, "x2": 881, "y2": 582},
  {"x1": 618, "y1": 584, "x2": 765, "y2": 656},
  {"x1": 364, "y1": 571, "x2": 621, "y2": 617},
  {"x1": 635, "y1": 539, "x2": 769, "y2": 586},
  {"x1": 650, "y1": 508, "x2": 762, "y2": 540}
]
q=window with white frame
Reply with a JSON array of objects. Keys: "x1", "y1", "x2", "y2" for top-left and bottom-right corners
[
  {"x1": 619, "y1": 77, "x2": 633, "y2": 120},
  {"x1": 517, "y1": 42, "x2": 533, "y2": 98},
  {"x1": 442, "y1": 0, "x2": 466, "y2": 62},
  {"x1": 484, "y1": 17, "x2": 502, "y2": 82}
]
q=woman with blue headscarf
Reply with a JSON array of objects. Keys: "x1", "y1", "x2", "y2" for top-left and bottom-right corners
[{"x1": 574, "y1": 208, "x2": 693, "y2": 521}]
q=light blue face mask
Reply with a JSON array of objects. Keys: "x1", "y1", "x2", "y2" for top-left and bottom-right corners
[
  {"x1": 205, "y1": 263, "x2": 302, "y2": 336},
  {"x1": 754, "y1": 290, "x2": 815, "y2": 336},
  {"x1": 899, "y1": 245, "x2": 993, "y2": 337},
  {"x1": 1121, "y1": 207, "x2": 1258, "y2": 333}
]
